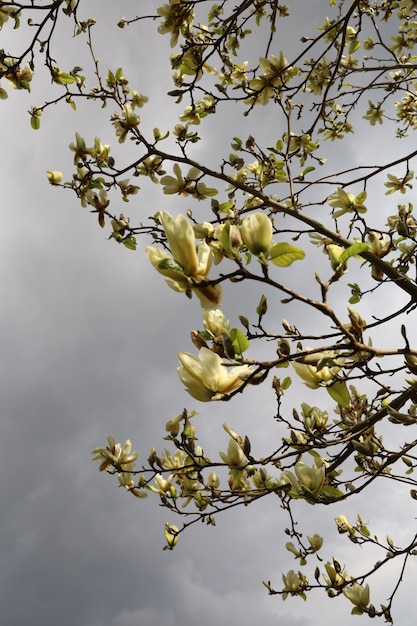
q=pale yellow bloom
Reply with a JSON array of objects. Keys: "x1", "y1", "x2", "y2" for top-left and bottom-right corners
[
  {"x1": 177, "y1": 347, "x2": 252, "y2": 401},
  {"x1": 327, "y1": 188, "x2": 367, "y2": 218},
  {"x1": 160, "y1": 211, "x2": 201, "y2": 276},
  {"x1": 113, "y1": 104, "x2": 140, "y2": 143},
  {"x1": 247, "y1": 52, "x2": 295, "y2": 106},
  {"x1": 69, "y1": 132, "x2": 94, "y2": 164},
  {"x1": 282, "y1": 570, "x2": 307, "y2": 595},
  {"x1": 157, "y1": 1, "x2": 194, "y2": 47},
  {"x1": 131, "y1": 91, "x2": 149, "y2": 108},
  {"x1": 343, "y1": 582, "x2": 370, "y2": 609},
  {"x1": 146, "y1": 211, "x2": 212, "y2": 279},
  {"x1": 203, "y1": 308, "x2": 230, "y2": 336},
  {"x1": 307, "y1": 534, "x2": 323, "y2": 551},
  {"x1": 279, "y1": 460, "x2": 325, "y2": 497},
  {"x1": 219, "y1": 438, "x2": 247, "y2": 468},
  {"x1": 335, "y1": 514, "x2": 352, "y2": 533},
  {"x1": 323, "y1": 561, "x2": 348, "y2": 587},
  {"x1": 149, "y1": 473, "x2": 176, "y2": 495},
  {"x1": 46, "y1": 171, "x2": 63, "y2": 185},
  {"x1": 164, "y1": 523, "x2": 179, "y2": 549},
  {"x1": 240, "y1": 212, "x2": 273, "y2": 255},
  {"x1": 292, "y1": 351, "x2": 340, "y2": 389},
  {"x1": 91, "y1": 436, "x2": 138, "y2": 472},
  {"x1": 146, "y1": 212, "x2": 222, "y2": 306},
  {"x1": 0, "y1": 5, "x2": 15, "y2": 28}
]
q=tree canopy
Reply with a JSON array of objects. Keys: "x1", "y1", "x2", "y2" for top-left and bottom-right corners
[{"x1": 4, "y1": 0, "x2": 417, "y2": 621}]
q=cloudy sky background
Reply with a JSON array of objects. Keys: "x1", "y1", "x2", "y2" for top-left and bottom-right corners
[{"x1": 1, "y1": 1, "x2": 417, "y2": 625}]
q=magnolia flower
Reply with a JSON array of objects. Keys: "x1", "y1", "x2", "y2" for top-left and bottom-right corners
[
  {"x1": 384, "y1": 171, "x2": 413, "y2": 195},
  {"x1": 282, "y1": 570, "x2": 308, "y2": 598},
  {"x1": 146, "y1": 212, "x2": 221, "y2": 305},
  {"x1": 240, "y1": 212, "x2": 273, "y2": 256},
  {"x1": 69, "y1": 132, "x2": 95, "y2": 164},
  {"x1": 161, "y1": 211, "x2": 203, "y2": 276},
  {"x1": 219, "y1": 438, "x2": 247, "y2": 468},
  {"x1": 0, "y1": 5, "x2": 16, "y2": 28},
  {"x1": 252, "y1": 468, "x2": 279, "y2": 489},
  {"x1": 46, "y1": 170, "x2": 63, "y2": 185},
  {"x1": 247, "y1": 53, "x2": 295, "y2": 105},
  {"x1": 279, "y1": 460, "x2": 325, "y2": 497},
  {"x1": 157, "y1": 2, "x2": 194, "y2": 47},
  {"x1": 323, "y1": 561, "x2": 348, "y2": 587},
  {"x1": 93, "y1": 137, "x2": 111, "y2": 164},
  {"x1": 91, "y1": 436, "x2": 138, "y2": 472},
  {"x1": 335, "y1": 514, "x2": 352, "y2": 533},
  {"x1": 292, "y1": 351, "x2": 341, "y2": 389},
  {"x1": 326, "y1": 244, "x2": 346, "y2": 272},
  {"x1": 131, "y1": 91, "x2": 149, "y2": 108},
  {"x1": 146, "y1": 246, "x2": 189, "y2": 293},
  {"x1": 177, "y1": 347, "x2": 252, "y2": 401},
  {"x1": 164, "y1": 523, "x2": 179, "y2": 549},
  {"x1": 327, "y1": 188, "x2": 367, "y2": 217},
  {"x1": 343, "y1": 582, "x2": 370, "y2": 609},
  {"x1": 366, "y1": 231, "x2": 391, "y2": 281},
  {"x1": 203, "y1": 308, "x2": 230, "y2": 336},
  {"x1": 113, "y1": 104, "x2": 140, "y2": 143},
  {"x1": 294, "y1": 461, "x2": 325, "y2": 495},
  {"x1": 208, "y1": 471, "x2": 220, "y2": 489},
  {"x1": 160, "y1": 449, "x2": 188, "y2": 470},
  {"x1": 149, "y1": 473, "x2": 176, "y2": 496},
  {"x1": 146, "y1": 211, "x2": 211, "y2": 278},
  {"x1": 117, "y1": 463, "x2": 147, "y2": 498},
  {"x1": 307, "y1": 534, "x2": 323, "y2": 551}
]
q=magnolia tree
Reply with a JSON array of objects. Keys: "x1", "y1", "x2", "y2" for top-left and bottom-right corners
[{"x1": 4, "y1": 0, "x2": 417, "y2": 620}]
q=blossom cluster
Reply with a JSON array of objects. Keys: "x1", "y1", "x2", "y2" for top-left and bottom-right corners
[{"x1": 145, "y1": 209, "x2": 306, "y2": 401}]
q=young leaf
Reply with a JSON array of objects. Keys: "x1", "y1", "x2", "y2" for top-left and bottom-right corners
[
  {"x1": 230, "y1": 328, "x2": 250, "y2": 355},
  {"x1": 123, "y1": 236, "x2": 137, "y2": 251},
  {"x1": 339, "y1": 242, "x2": 369, "y2": 264},
  {"x1": 270, "y1": 243, "x2": 305, "y2": 267},
  {"x1": 327, "y1": 381, "x2": 350, "y2": 406}
]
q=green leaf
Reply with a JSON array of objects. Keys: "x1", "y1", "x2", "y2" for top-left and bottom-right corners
[
  {"x1": 339, "y1": 242, "x2": 369, "y2": 264},
  {"x1": 230, "y1": 328, "x2": 250, "y2": 355},
  {"x1": 327, "y1": 381, "x2": 350, "y2": 406},
  {"x1": 348, "y1": 39, "x2": 360, "y2": 55},
  {"x1": 302, "y1": 166, "x2": 315, "y2": 176},
  {"x1": 219, "y1": 201, "x2": 234, "y2": 213},
  {"x1": 281, "y1": 376, "x2": 292, "y2": 391},
  {"x1": 123, "y1": 236, "x2": 137, "y2": 251},
  {"x1": 57, "y1": 72, "x2": 76, "y2": 84},
  {"x1": 202, "y1": 187, "x2": 218, "y2": 197},
  {"x1": 218, "y1": 222, "x2": 233, "y2": 253},
  {"x1": 270, "y1": 243, "x2": 305, "y2": 267}
]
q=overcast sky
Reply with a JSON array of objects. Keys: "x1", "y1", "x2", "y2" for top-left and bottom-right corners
[{"x1": 1, "y1": 2, "x2": 417, "y2": 625}]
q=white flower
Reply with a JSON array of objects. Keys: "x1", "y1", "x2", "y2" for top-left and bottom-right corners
[
  {"x1": 240, "y1": 212, "x2": 273, "y2": 255},
  {"x1": 177, "y1": 347, "x2": 252, "y2": 401},
  {"x1": 219, "y1": 439, "x2": 247, "y2": 468},
  {"x1": 203, "y1": 308, "x2": 230, "y2": 336}
]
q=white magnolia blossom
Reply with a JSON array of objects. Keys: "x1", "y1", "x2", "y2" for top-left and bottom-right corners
[{"x1": 177, "y1": 347, "x2": 252, "y2": 401}]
